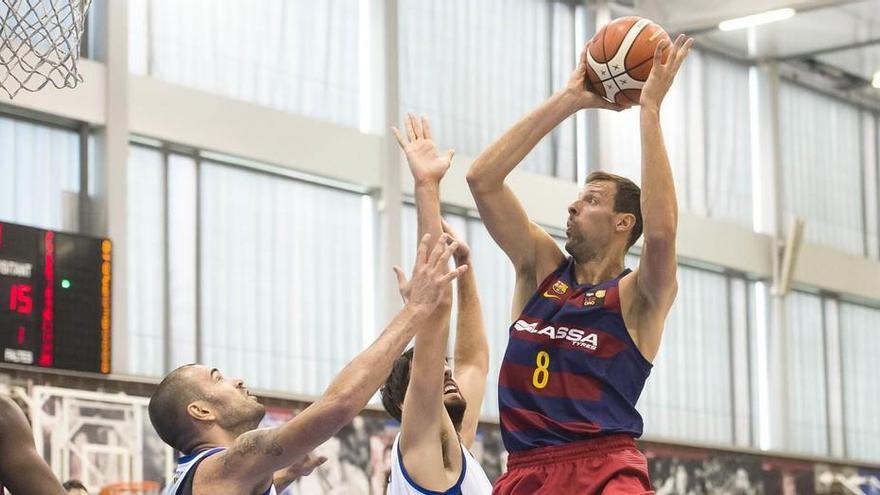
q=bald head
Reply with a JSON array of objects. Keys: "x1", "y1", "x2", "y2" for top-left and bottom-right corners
[{"x1": 148, "y1": 364, "x2": 206, "y2": 451}]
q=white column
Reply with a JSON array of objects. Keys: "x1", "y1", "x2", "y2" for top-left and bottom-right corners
[
  {"x1": 749, "y1": 58, "x2": 787, "y2": 450},
  {"x1": 593, "y1": 4, "x2": 615, "y2": 172},
  {"x1": 370, "y1": 0, "x2": 404, "y2": 332},
  {"x1": 91, "y1": 0, "x2": 130, "y2": 374},
  {"x1": 862, "y1": 113, "x2": 879, "y2": 259},
  {"x1": 823, "y1": 298, "x2": 845, "y2": 457},
  {"x1": 729, "y1": 277, "x2": 752, "y2": 447}
]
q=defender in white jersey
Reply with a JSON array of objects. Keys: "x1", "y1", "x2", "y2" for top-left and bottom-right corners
[
  {"x1": 149, "y1": 233, "x2": 469, "y2": 495},
  {"x1": 380, "y1": 115, "x2": 493, "y2": 494}
]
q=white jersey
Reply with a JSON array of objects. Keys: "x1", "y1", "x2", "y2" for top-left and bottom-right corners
[
  {"x1": 389, "y1": 433, "x2": 493, "y2": 495},
  {"x1": 164, "y1": 447, "x2": 277, "y2": 495}
]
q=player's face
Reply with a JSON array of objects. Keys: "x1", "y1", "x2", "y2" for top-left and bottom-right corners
[
  {"x1": 442, "y1": 364, "x2": 467, "y2": 430},
  {"x1": 202, "y1": 367, "x2": 266, "y2": 433},
  {"x1": 565, "y1": 181, "x2": 617, "y2": 260}
]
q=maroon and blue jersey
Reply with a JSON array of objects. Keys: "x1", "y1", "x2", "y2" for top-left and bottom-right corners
[{"x1": 498, "y1": 257, "x2": 652, "y2": 453}]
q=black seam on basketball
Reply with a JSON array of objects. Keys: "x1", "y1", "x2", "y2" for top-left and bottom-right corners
[
  {"x1": 603, "y1": 20, "x2": 636, "y2": 62},
  {"x1": 610, "y1": 73, "x2": 626, "y2": 104},
  {"x1": 596, "y1": 45, "x2": 657, "y2": 84},
  {"x1": 599, "y1": 29, "x2": 614, "y2": 99}
]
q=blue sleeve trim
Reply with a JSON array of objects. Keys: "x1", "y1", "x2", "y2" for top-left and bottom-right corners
[{"x1": 396, "y1": 441, "x2": 467, "y2": 495}]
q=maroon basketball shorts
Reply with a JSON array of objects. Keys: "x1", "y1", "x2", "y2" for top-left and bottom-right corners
[{"x1": 493, "y1": 434, "x2": 653, "y2": 495}]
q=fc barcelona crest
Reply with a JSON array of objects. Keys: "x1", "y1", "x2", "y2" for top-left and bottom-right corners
[{"x1": 552, "y1": 280, "x2": 569, "y2": 295}]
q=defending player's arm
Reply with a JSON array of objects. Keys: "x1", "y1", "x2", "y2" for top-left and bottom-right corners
[
  {"x1": 392, "y1": 114, "x2": 463, "y2": 489},
  {"x1": 272, "y1": 453, "x2": 327, "y2": 493},
  {"x1": 466, "y1": 45, "x2": 626, "y2": 307},
  {"x1": 444, "y1": 220, "x2": 489, "y2": 451},
  {"x1": 626, "y1": 35, "x2": 693, "y2": 360},
  {"x1": 0, "y1": 396, "x2": 67, "y2": 495},
  {"x1": 198, "y1": 235, "x2": 467, "y2": 493}
]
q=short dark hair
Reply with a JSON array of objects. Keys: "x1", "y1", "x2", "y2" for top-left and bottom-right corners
[
  {"x1": 380, "y1": 348, "x2": 415, "y2": 423},
  {"x1": 586, "y1": 171, "x2": 642, "y2": 250},
  {"x1": 148, "y1": 364, "x2": 205, "y2": 452},
  {"x1": 63, "y1": 479, "x2": 88, "y2": 492}
]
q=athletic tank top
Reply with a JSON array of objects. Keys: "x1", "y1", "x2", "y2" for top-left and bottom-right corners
[
  {"x1": 498, "y1": 257, "x2": 653, "y2": 453},
  {"x1": 164, "y1": 447, "x2": 277, "y2": 495},
  {"x1": 388, "y1": 433, "x2": 492, "y2": 495}
]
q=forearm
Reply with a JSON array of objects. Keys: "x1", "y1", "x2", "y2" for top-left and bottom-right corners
[
  {"x1": 453, "y1": 258, "x2": 488, "y2": 370},
  {"x1": 405, "y1": 307, "x2": 452, "y2": 423},
  {"x1": 468, "y1": 89, "x2": 580, "y2": 190},
  {"x1": 414, "y1": 182, "x2": 444, "y2": 251},
  {"x1": 323, "y1": 304, "x2": 429, "y2": 410},
  {"x1": 639, "y1": 108, "x2": 678, "y2": 236}
]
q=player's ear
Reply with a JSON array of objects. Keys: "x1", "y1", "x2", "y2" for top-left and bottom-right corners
[
  {"x1": 187, "y1": 400, "x2": 216, "y2": 422},
  {"x1": 616, "y1": 212, "x2": 635, "y2": 233}
]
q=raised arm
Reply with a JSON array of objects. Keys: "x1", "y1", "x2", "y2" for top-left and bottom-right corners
[
  {"x1": 626, "y1": 35, "x2": 693, "y2": 360},
  {"x1": 466, "y1": 44, "x2": 625, "y2": 274},
  {"x1": 393, "y1": 114, "x2": 450, "y2": 249},
  {"x1": 392, "y1": 114, "x2": 467, "y2": 489},
  {"x1": 443, "y1": 220, "x2": 489, "y2": 450},
  {"x1": 200, "y1": 235, "x2": 467, "y2": 492},
  {"x1": 0, "y1": 396, "x2": 66, "y2": 495}
]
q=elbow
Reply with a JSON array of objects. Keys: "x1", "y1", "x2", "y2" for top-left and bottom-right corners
[
  {"x1": 322, "y1": 392, "x2": 362, "y2": 426},
  {"x1": 465, "y1": 168, "x2": 484, "y2": 191},
  {"x1": 465, "y1": 163, "x2": 495, "y2": 194}
]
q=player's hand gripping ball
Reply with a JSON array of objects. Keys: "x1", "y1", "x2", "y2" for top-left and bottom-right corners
[{"x1": 584, "y1": 16, "x2": 671, "y2": 106}]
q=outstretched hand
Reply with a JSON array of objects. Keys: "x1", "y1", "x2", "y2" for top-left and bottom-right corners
[
  {"x1": 639, "y1": 34, "x2": 694, "y2": 112},
  {"x1": 392, "y1": 114, "x2": 454, "y2": 185},
  {"x1": 393, "y1": 233, "x2": 467, "y2": 307},
  {"x1": 441, "y1": 219, "x2": 470, "y2": 265}
]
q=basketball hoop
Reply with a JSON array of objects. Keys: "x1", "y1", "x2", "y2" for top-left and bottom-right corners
[
  {"x1": 99, "y1": 481, "x2": 162, "y2": 495},
  {"x1": 0, "y1": 0, "x2": 92, "y2": 98}
]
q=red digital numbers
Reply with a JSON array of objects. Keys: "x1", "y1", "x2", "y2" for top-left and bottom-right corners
[{"x1": 9, "y1": 284, "x2": 33, "y2": 315}]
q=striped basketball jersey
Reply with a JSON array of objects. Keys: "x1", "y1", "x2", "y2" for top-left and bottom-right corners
[
  {"x1": 389, "y1": 433, "x2": 493, "y2": 495},
  {"x1": 165, "y1": 447, "x2": 277, "y2": 495},
  {"x1": 498, "y1": 257, "x2": 652, "y2": 453}
]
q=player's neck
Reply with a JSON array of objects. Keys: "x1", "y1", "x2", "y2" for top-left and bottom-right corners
[
  {"x1": 571, "y1": 255, "x2": 625, "y2": 286},
  {"x1": 188, "y1": 427, "x2": 241, "y2": 453}
]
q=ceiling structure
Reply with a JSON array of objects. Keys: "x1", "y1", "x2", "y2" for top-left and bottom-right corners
[{"x1": 606, "y1": 0, "x2": 880, "y2": 104}]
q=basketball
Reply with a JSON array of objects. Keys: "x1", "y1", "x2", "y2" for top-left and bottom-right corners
[{"x1": 585, "y1": 16, "x2": 671, "y2": 105}]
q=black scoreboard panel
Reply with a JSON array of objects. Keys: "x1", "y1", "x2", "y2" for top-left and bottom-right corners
[{"x1": 0, "y1": 221, "x2": 111, "y2": 374}]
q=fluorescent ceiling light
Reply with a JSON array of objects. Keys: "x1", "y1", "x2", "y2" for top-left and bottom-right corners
[
  {"x1": 873, "y1": 71, "x2": 880, "y2": 89},
  {"x1": 718, "y1": 8, "x2": 796, "y2": 32}
]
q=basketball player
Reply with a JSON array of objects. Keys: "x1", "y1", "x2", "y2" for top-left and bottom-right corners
[
  {"x1": 380, "y1": 114, "x2": 493, "y2": 494},
  {"x1": 148, "y1": 234, "x2": 468, "y2": 495},
  {"x1": 466, "y1": 34, "x2": 693, "y2": 494},
  {"x1": 0, "y1": 395, "x2": 66, "y2": 494}
]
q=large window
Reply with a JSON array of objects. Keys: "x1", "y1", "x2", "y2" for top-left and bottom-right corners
[
  {"x1": 128, "y1": 0, "x2": 360, "y2": 128},
  {"x1": 638, "y1": 265, "x2": 745, "y2": 444},
  {"x1": 784, "y1": 291, "x2": 829, "y2": 455},
  {"x1": 126, "y1": 146, "x2": 165, "y2": 376},
  {"x1": 779, "y1": 83, "x2": 867, "y2": 256},
  {"x1": 0, "y1": 115, "x2": 81, "y2": 231},
  {"x1": 840, "y1": 302, "x2": 880, "y2": 461},
  {"x1": 602, "y1": 50, "x2": 753, "y2": 227},
  {"x1": 199, "y1": 162, "x2": 371, "y2": 394},
  {"x1": 399, "y1": 0, "x2": 581, "y2": 179},
  {"x1": 126, "y1": 145, "x2": 373, "y2": 395}
]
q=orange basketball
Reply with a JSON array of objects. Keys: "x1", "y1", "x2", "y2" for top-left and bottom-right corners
[{"x1": 584, "y1": 16, "x2": 671, "y2": 105}]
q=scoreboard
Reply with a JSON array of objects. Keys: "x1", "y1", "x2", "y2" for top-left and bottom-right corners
[{"x1": 0, "y1": 221, "x2": 111, "y2": 374}]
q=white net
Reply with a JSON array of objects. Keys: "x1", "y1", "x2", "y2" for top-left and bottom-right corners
[{"x1": 0, "y1": 0, "x2": 92, "y2": 98}]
